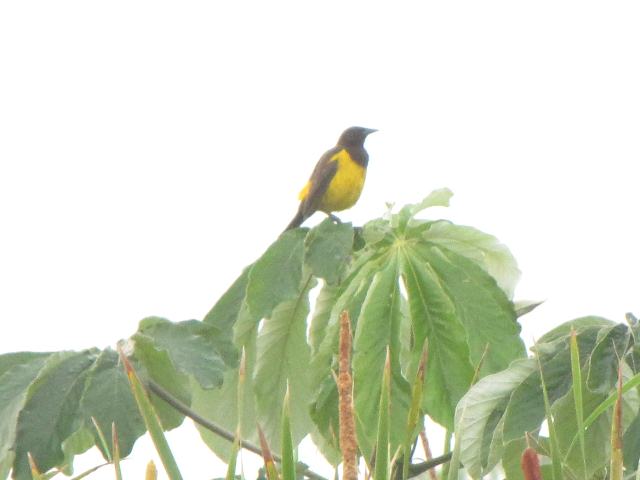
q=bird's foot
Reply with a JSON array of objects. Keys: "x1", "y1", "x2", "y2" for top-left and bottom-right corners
[{"x1": 328, "y1": 213, "x2": 342, "y2": 224}]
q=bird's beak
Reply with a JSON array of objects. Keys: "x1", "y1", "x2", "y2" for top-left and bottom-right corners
[{"x1": 365, "y1": 128, "x2": 378, "y2": 136}]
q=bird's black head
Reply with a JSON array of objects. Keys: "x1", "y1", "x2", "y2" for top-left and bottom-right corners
[{"x1": 336, "y1": 126, "x2": 377, "y2": 147}]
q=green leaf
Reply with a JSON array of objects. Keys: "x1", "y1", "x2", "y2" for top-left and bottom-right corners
[
  {"x1": 224, "y1": 349, "x2": 246, "y2": 480},
  {"x1": 455, "y1": 318, "x2": 636, "y2": 478},
  {"x1": 411, "y1": 244, "x2": 524, "y2": 375},
  {"x1": 0, "y1": 353, "x2": 52, "y2": 480},
  {"x1": 0, "y1": 353, "x2": 51, "y2": 379},
  {"x1": 552, "y1": 386, "x2": 611, "y2": 478},
  {"x1": 455, "y1": 358, "x2": 537, "y2": 477},
  {"x1": 361, "y1": 218, "x2": 391, "y2": 246},
  {"x1": 133, "y1": 338, "x2": 190, "y2": 431},
  {"x1": 537, "y1": 349, "x2": 563, "y2": 480},
  {"x1": 395, "y1": 188, "x2": 453, "y2": 228},
  {"x1": 623, "y1": 411, "x2": 640, "y2": 471},
  {"x1": 514, "y1": 300, "x2": 544, "y2": 318},
  {"x1": 203, "y1": 267, "x2": 251, "y2": 332},
  {"x1": 308, "y1": 283, "x2": 339, "y2": 354},
  {"x1": 561, "y1": 363, "x2": 640, "y2": 476},
  {"x1": 61, "y1": 427, "x2": 95, "y2": 476},
  {"x1": 309, "y1": 378, "x2": 341, "y2": 466},
  {"x1": 537, "y1": 316, "x2": 613, "y2": 344},
  {"x1": 400, "y1": 249, "x2": 474, "y2": 428},
  {"x1": 309, "y1": 255, "x2": 379, "y2": 393},
  {"x1": 353, "y1": 257, "x2": 411, "y2": 460},
  {"x1": 192, "y1": 327, "x2": 258, "y2": 460},
  {"x1": 133, "y1": 317, "x2": 237, "y2": 389},
  {"x1": 304, "y1": 219, "x2": 354, "y2": 284},
  {"x1": 499, "y1": 437, "x2": 528, "y2": 480},
  {"x1": 587, "y1": 323, "x2": 631, "y2": 393},
  {"x1": 308, "y1": 273, "x2": 378, "y2": 460},
  {"x1": 13, "y1": 350, "x2": 98, "y2": 480},
  {"x1": 402, "y1": 341, "x2": 427, "y2": 480},
  {"x1": 423, "y1": 220, "x2": 520, "y2": 299},
  {"x1": 503, "y1": 320, "x2": 618, "y2": 442},
  {"x1": 79, "y1": 348, "x2": 145, "y2": 459},
  {"x1": 246, "y1": 229, "x2": 306, "y2": 320},
  {"x1": 253, "y1": 277, "x2": 315, "y2": 450},
  {"x1": 0, "y1": 452, "x2": 14, "y2": 480}
]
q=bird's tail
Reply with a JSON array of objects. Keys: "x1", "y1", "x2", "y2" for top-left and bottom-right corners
[{"x1": 283, "y1": 208, "x2": 305, "y2": 233}]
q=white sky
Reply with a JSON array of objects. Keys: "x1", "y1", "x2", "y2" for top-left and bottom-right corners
[{"x1": 1, "y1": 1, "x2": 639, "y2": 478}]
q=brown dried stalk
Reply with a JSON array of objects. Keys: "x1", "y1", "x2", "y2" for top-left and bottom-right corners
[{"x1": 338, "y1": 310, "x2": 358, "y2": 480}]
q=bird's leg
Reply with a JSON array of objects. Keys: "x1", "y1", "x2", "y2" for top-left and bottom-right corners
[{"x1": 328, "y1": 213, "x2": 342, "y2": 224}]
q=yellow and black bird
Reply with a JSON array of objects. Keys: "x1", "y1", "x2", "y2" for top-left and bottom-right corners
[{"x1": 284, "y1": 126, "x2": 377, "y2": 231}]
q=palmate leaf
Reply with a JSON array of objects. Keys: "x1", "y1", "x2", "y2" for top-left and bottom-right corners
[
  {"x1": 0, "y1": 315, "x2": 237, "y2": 480},
  {"x1": 396, "y1": 199, "x2": 525, "y2": 426},
  {"x1": 307, "y1": 190, "x2": 525, "y2": 459},
  {"x1": 454, "y1": 317, "x2": 637, "y2": 479}
]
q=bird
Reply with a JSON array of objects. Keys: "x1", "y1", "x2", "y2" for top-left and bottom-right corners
[{"x1": 284, "y1": 126, "x2": 377, "y2": 231}]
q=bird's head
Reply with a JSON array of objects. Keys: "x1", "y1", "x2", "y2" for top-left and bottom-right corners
[{"x1": 337, "y1": 126, "x2": 377, "y2": 147}]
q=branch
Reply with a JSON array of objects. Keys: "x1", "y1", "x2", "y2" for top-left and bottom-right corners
[
  {"x1": 404, "y1": 452, "x2": 454, "y2": 479},
  {"x1": 146, "y1": 380, "x2": 328, "y2": 480}
]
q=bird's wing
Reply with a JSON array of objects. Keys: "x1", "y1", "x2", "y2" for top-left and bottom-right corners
[{"x1": 300, "y1": 147, "x2": 341, "y2": 218}]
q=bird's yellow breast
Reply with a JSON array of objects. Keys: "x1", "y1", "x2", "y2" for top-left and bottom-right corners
[
  {"x1": 297, "y1": 149, "x2": 366, "y2": 212},
  {"x1": 319, "y1": 149, "x2": 366, "y2": 212}
]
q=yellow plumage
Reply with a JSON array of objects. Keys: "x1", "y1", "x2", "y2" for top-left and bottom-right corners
[
  {"x1": 318, "y1": 150, "x2": 366, "y2": 212},
  {"x1": 298, "y1": 149, "x2": 366, "y2": 212}
]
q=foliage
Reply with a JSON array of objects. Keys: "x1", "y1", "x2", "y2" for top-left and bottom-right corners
[
  {"x1": 454, "y1": 317, "x2": 640, "y2": 479},
  {"x1": 0, "y1": 320, "x2": 234, "y2": 479},
  {"x1": 0, "y1": 189, "x2": 637, "y2": 479}
]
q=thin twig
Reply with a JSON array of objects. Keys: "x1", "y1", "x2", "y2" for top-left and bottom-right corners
[
  {"x1": 146, "y1": 380, "x2": 328, "y2": 480},
  {"x1": 406, "y1": 452, "x2": 454, "y2": 479}
]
